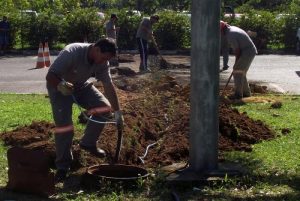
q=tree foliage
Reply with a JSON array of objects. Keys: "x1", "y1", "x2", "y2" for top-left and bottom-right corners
[
  {"x1": 1, "y1": 0, "x2": 299, "y2": 50},
  {"x1": 0, "y1": 0, "x2": 191, "y2": 16},
  {"x1": 64, "y1": 7, "x2": 104, "y2": 43},
  {"x1": 224, "y1": 0, "x2": 294, "y2": 11},
  {"x1": 155, "y1": 10, "x2": 191, "y2": 49}
]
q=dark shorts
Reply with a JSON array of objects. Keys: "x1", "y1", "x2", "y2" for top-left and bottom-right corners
[{"x1": 0, "y1": 35, "x2": 9, "y2": 45}]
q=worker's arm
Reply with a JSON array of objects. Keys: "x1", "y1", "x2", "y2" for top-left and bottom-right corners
[
  {"x1": 106, "y1": 27, "x2": 116, "y2": 33},
  {"x1": 102, "y1": 81, "x2": 123, "y2": 127},
  {"x1": 46, "y1": 71, "x2": 61, "y2": 88},
  {"x1": 46, "y1": 49, "x2": 74, "y2": 87},
  {"x1": 221, "y1": 35, "x2": 229, "y2": 68},
  {"x1": 46, "y1": 71, "x2": 74, "y2": 95},
  {"x1": 102, "y1": 81, "x2": 120, "y2": 112},
  {"x1": 140, "y1": 23, "x2": 153, "y2": 40},
  {"x1": 234, "y1": 48, "x2": 241, "y2": 62}
]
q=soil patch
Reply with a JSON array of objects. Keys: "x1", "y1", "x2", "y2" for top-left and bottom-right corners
[
  {"x1": 0, "y1": 55, "x2": 277, "y2": 194},
  {"x1": 0, "y1": 72, "x2": 276, "y2": 172}
]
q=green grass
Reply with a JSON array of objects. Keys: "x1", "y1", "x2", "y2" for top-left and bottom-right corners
[
  {"x1": 12, "y1": 42, "x2": 66, "y2": 51},
  {"x1": 0, "y1": 94, "x2": 52, "y2": 131},
  {"x1": 0, "y1": 142, "x2": 8, "y2": 187},
  {"x1": 0, "y1": 93, "x2": 84, "y2": 132},
  {"x1": 222, "y1": 94, "x2": 300, "y2": 200},
  {"x1": 230, "y1": 95, "x2": 300, "y2": 174},
  {"x1": 1, "y1": 93, "x2": 300, "y2": 200}
]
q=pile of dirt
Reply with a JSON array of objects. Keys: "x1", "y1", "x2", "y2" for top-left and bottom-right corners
[{"x1": 0, "y1": 72, "x2": 276, "y2": 172}]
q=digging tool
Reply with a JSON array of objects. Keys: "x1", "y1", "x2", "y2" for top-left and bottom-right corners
[
  {"x1": 152, "y1": 36, "x2": 168, "y2": 69},
  {"x1": 221, "y1": 70, "x2": 234, "y2": 97},
  {"x1": 113, "y1": 124, "x2": 123, "y2": 163},
  {"x1": 116, "y1": 27, "x2": 120, "y2": 54},
  {"x1": 221, "y1": 69, "x2": 247, "y2": 98},
  {"x1": 72, "y1": 94, "x2": 123, "y2": 163}
]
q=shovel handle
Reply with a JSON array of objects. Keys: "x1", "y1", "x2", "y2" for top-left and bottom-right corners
[
  {"x1": 221, "y1": 71, "x2": 233, "y2": 96},
  {"x1": 151, "y1": 35, "x2": 160, "y2": 54},
  {"x1": 113, "y1": 126, "x2": 123, "y2": 163}
]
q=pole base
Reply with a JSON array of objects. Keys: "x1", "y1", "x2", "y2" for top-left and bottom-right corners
[{"x1": 166, "y1": 162, "x2": 244, "y2": 182}]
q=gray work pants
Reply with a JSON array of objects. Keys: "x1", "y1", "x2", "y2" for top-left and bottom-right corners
[
  {"x1": 232, "y1": 48, "x2": 256, "y2": 97},
  {"x1": 47, "y1": 83, "x2": 111, "y2": 170}
]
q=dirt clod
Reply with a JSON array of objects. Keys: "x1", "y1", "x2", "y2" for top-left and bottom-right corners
[
  {"x1": 270, "y1": 101, "x2": 282, "y2": 109},
  {"x1": 281, "y1": 128, "x2": 291, "y2": 135}
]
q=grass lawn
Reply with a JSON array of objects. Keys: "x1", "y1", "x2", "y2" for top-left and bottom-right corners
[{"x1": 0, "y1": 93, "x2": 300, "y2": 200}]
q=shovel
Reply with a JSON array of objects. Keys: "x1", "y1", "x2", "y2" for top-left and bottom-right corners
[
  {"x1": 221, "y1": 70, "x2": 233, "y2": 97},
  {"x1": 152, "y1": 36, "x2": 168, "y2": 69},
  {"x1": 221, "y1": 69, "x2": 246, "y2": 97},
  {"x1": 113, "y1": 125, "x2": 123, "y2": 163}
]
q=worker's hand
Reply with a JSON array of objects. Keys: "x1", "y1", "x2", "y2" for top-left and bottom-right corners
[
  {"x1": 222, "y1": 65, "x2": 229, "y2": 71},
  {"x1": 150, "y1": 34, "x2": 156, "y2": 43},
  {"x1": 151, "y1": 35, "x2": 160, "y2": 54},
  {"x1": 153, "y1": 38, "x2": 158, "y2": 47},
  {"x1": 114, "y1": 110, "x2": 124, "y2": 129},
  {"x1": 57, "y1": 80, "x2": 74, "y2": 96}
]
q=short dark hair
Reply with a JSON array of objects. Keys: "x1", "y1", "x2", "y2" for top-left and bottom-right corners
[
  {"x1": 94, "y1": 38, "x2": 117, "y2": 56},
  {"x1": 151, "y1": 15, "x2": 159, "y2": 21},
  {"x1": 111, "y1": 13, "x2": 118, "y2": 19}
]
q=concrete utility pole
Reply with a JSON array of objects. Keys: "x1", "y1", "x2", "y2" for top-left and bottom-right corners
[
  {"x1": 167, "y1": 0, "x2": 240, "y2": 182},
  {"x1": 189, "y1": 0, "x2": 220, "y2": 172}
]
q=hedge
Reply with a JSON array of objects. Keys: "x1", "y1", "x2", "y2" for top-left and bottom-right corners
[{"x1": 2, "y1": 9, "x2": 300, "y2": 51}]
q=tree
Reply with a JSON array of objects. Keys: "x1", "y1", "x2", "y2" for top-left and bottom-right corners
[{"x1": 157, "y1": 0, "x2": 190, "y2": 11}]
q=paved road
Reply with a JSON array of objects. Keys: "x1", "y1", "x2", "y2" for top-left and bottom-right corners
[
  {"x1": 0, "y1": 55, "x2": 50, "y2": 93},
  {"x1": 167, "y1": 54, "x2": 300, "y2": 94},
  {"x1": 221, "y1": 54, "x2": 300, "y2": 94},
  {"x1": 0, "y1": 54, "x2": 299, "y2": 94}
]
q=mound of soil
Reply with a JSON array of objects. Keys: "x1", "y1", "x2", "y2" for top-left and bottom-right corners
[{"x1": 0, "y1": 72, "x2": 276, "y2": 173}]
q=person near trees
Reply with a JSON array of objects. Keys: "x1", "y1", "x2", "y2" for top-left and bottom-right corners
[
  {"x1": 136, "y1": 15, "x2": 159, "y2": 72},
  {"x1": 0, "y1": 16, "x2": 10, "y2": 55},
  {"x1": 46, "y1": 38, "x2": 124, "y2": 183},
  {"x1": 105, "y1": 13, "x2": 119, "y2": 45},
  {"x1": 220, "y1": 21, "x2": 257, "y2": 99}
]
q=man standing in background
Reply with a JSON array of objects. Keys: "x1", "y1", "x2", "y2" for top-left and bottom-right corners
[
  {"x1": 220, "y1": 21, "x2": 257, "y2": 99},
  {"x1": 136, "y1": 15, "x2": 159, "y2": 72},
  {"x1": 0, "y1": 16, "x2": 10, "y2": 55},
  {"x1": 105, "y1": 14, "x2": 119, "y2": 45}
]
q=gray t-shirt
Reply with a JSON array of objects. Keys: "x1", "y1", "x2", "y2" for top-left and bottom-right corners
[
  {"x1": 48, "y1": 43, "x2": 112, "y2": 90},
  {"x1": 136, "y1": 17, "x2": 152, "y2": 41},
  {"x1": 226, "y1": 26, "x2": 257, "y2": 54},
  {"x1": 105, "y1": 20, "x2": 116, "y2": 39}
]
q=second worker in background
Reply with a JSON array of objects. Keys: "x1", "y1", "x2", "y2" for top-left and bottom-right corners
[
  {"x1": 105, "y1": 13, "x2": 119, "y2": 45},
  {"x1": 220, "y1": 21, "x2": 257, "y2": 99},
  {"x1": 136, "y1": 15, "x2": 159, "y2": 72}
]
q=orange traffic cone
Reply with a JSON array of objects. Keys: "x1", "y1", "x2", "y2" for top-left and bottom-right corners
[
  {"x1": 44, "y1": 42, "x2": 51, "y2": 67},
  {"x1": 35, "y1": 42, "x2": 45, "y2": 69}
]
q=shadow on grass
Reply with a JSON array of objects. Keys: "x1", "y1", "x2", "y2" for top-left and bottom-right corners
[
  {"x1": 0, "y1": 187, "x2": 52, "y2": 201},
  {"x1": 1, "y1": 157, "x2": 300, "y2": 200},
  {"x1": 158, "y1": 156, "x2": 300, "y2": 201},
  {"x1": 163, "y1": 178, "x2": 300, "y2": 201},
  {"x1": 2, "y1": 162, "x2": 300, "y2": 201},
  {"x1": 0, "y1": 173, "x2": 149, "y2": 201}
]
